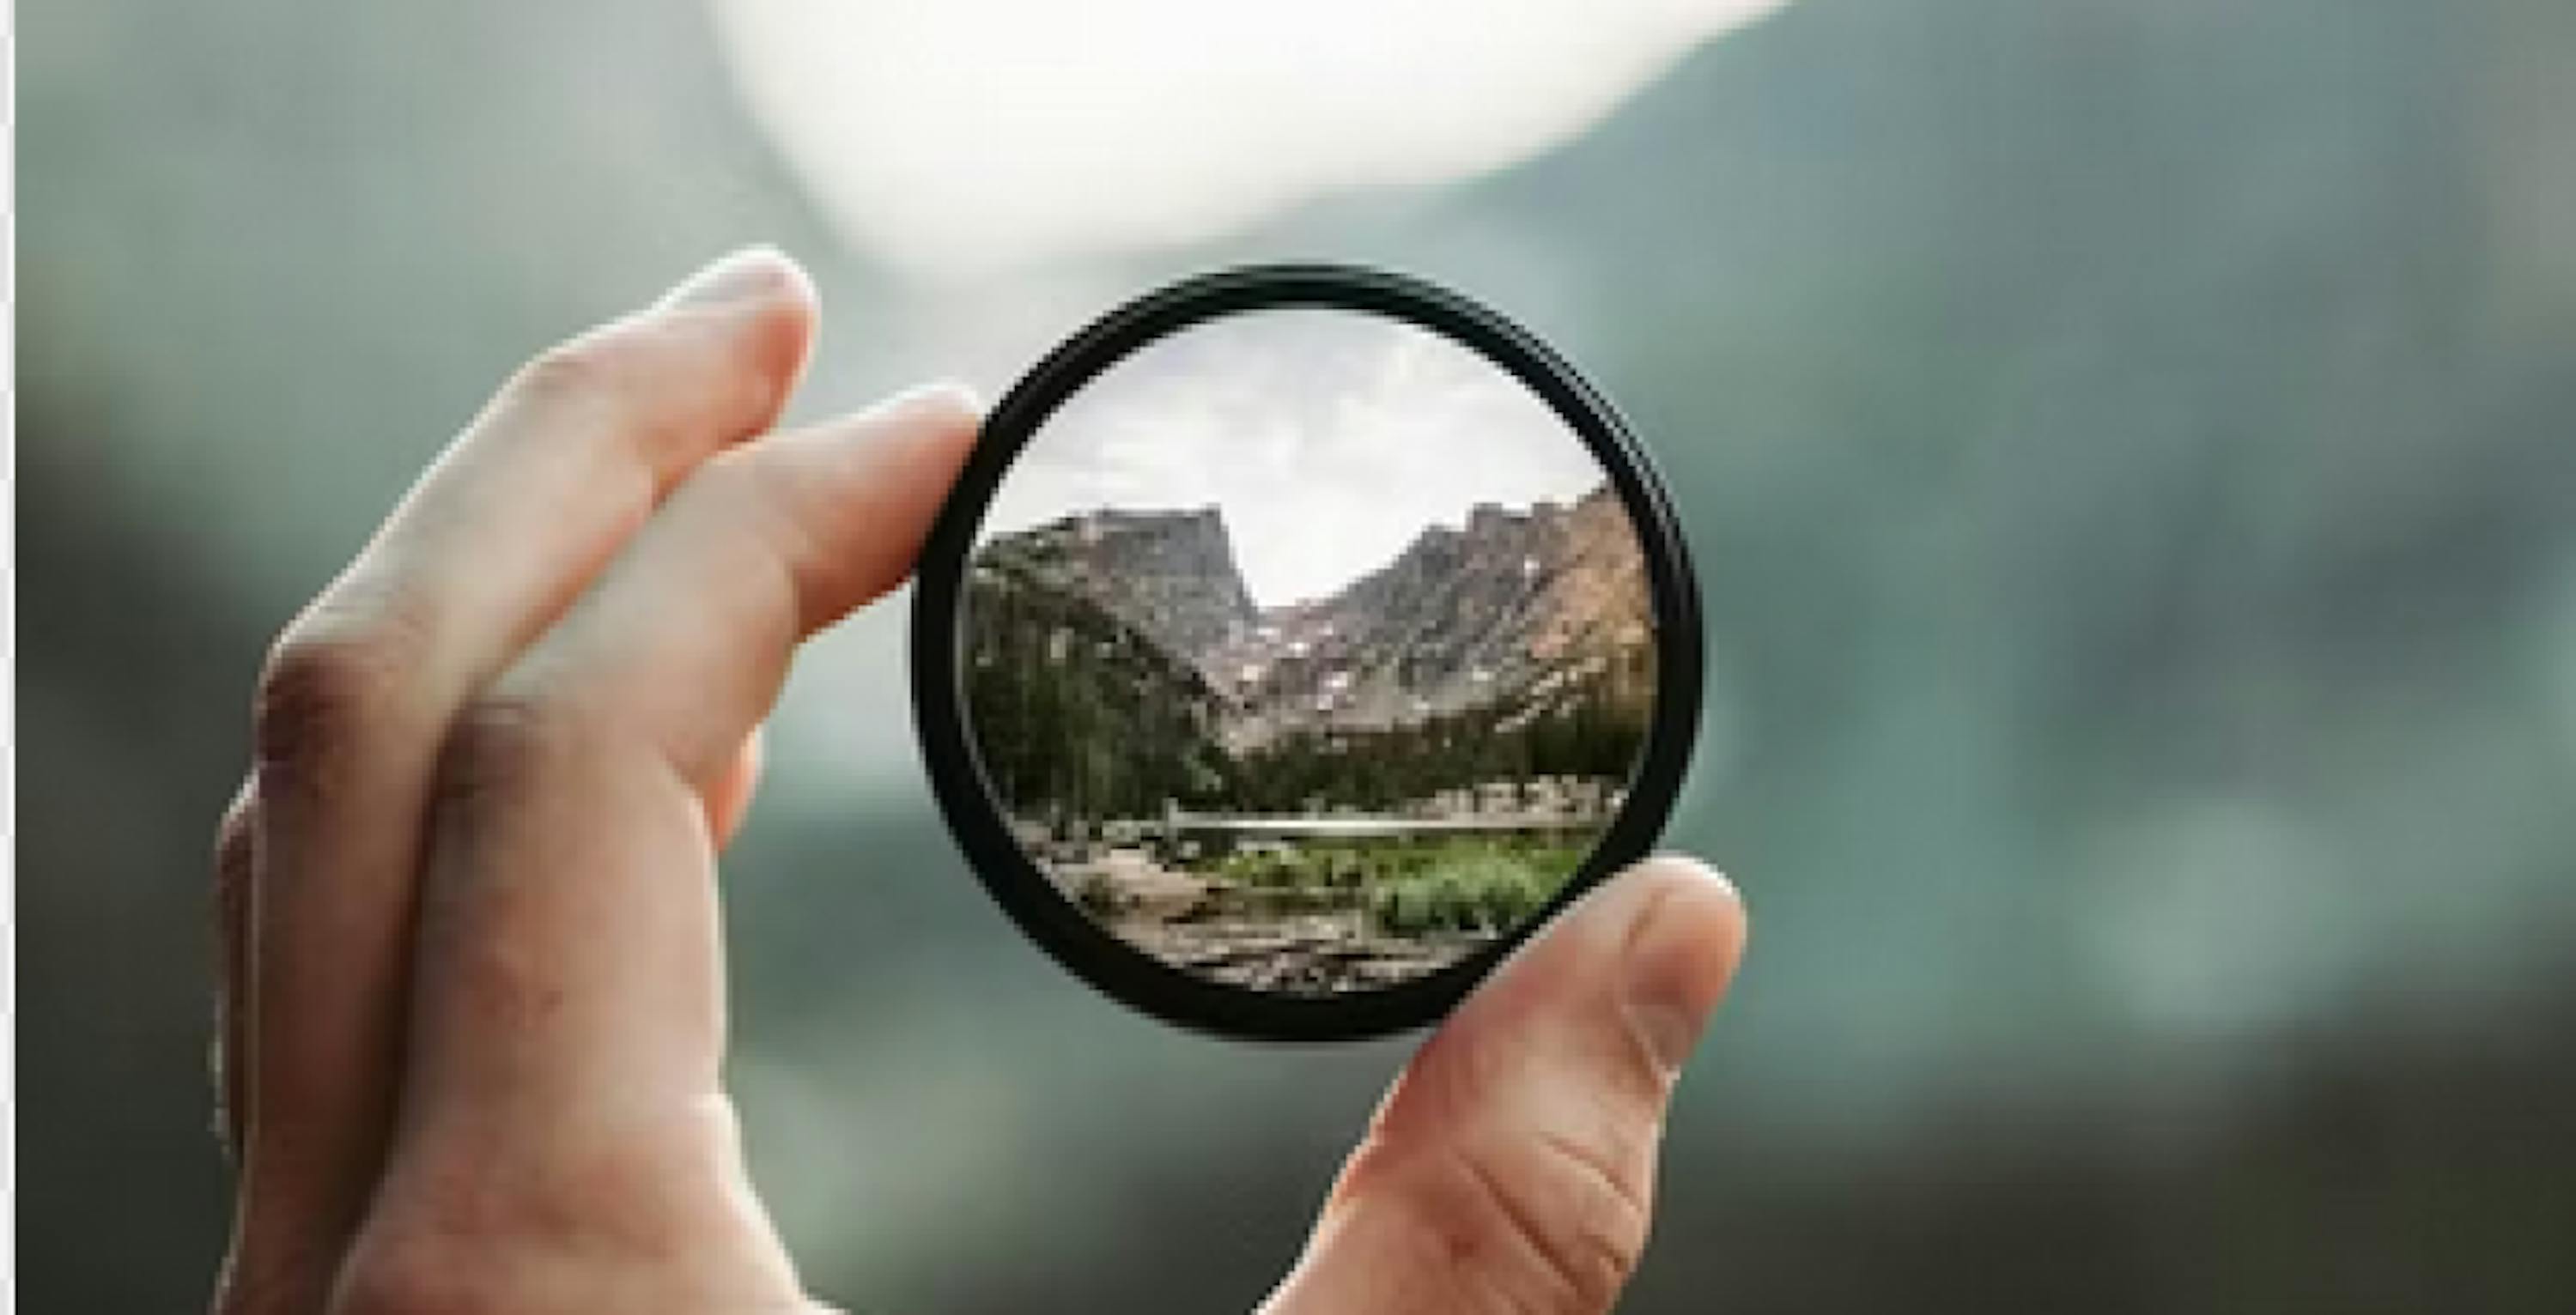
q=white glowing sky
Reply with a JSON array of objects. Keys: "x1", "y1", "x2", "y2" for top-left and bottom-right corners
[
  {"x1": 710, "y1": 0, "x2": 1789, "y2": 280},
  {"x1": 979, "y1": 310, "x2": 1606, "y2": 608}
]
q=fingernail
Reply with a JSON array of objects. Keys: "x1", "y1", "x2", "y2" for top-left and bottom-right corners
[
  {"x1": 1617, "y1": 858, "x2": 1743, "y2": 1073},
  {"x1": 658, "y1": 245, "x2": 800, "y2": 312}
]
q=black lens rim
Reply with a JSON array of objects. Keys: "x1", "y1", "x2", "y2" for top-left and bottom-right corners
[{"x1": 909, "y1": 263, "x2": 1702, "y2": 1042}]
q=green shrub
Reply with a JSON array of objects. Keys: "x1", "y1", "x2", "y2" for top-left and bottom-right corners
[
  {"x1": 1364, "y1": 842, "x2": 1586, "y2": 936},
  {"x1": 1202, "y1": 837, "x2": 1591, "y2": 935}
]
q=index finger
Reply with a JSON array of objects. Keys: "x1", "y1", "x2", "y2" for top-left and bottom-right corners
[{"x1": 388, "y1": 387, "x2": 979, "y2": 1147}]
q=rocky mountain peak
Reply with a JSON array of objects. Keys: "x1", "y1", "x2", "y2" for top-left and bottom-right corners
[
  {"x1": 980, "y1": 506, "x2": 1257, "y2": 663},
  {"x1": 973, "y1": 482, "x2": 1652, "y2": 754},
  {"x1": 964, "y1": 481, "x2": 1656, "y2": 820},
  {"x1": 1195, "y1": 482, "x2": 1654, "y2": 744}
]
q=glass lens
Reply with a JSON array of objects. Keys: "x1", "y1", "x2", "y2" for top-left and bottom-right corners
[{"x1": 963, "y1": 308, "x2": 1655, "y2": 995}]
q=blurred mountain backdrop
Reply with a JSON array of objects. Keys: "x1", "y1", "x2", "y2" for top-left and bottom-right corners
[{"x1": 20, "y1": 0, "x2": 2576, "y2": 1311}]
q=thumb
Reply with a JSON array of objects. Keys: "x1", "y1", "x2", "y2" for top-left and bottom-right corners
[{"x1": 1263, "y1": 856, "x2": 1747, "y2": 1315}]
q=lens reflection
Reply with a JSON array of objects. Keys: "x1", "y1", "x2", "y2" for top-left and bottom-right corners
[{"x1": 965, "y1": 309, "x2": 1653, "y2": 994}]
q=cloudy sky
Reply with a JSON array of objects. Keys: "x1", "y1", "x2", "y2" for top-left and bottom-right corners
[{"x1": 979, "y1": 308, "x2": 1609, "y2": 607}]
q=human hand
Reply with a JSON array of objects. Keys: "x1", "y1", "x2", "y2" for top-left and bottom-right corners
[{"x1": 210, "y1": 248, "x2": 1748, "y2": 1315}]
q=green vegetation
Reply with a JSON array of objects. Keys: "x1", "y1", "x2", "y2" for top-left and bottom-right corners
[
  {"x1": 1210, "y1": 836, "x2": 1591, "y2": 936},
  {"x1": 963, "y1": 560, "x2": 1236, "y2": 821},
  {"x1": 1226, "y1": 667, "x2": 1651, "y2": 813},
  {"x1": 1366, "y1": 845, "x2": 1583, "y2": 936}
]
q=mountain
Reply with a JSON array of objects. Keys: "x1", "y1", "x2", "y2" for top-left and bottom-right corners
[
  {"x1": 962, "y1": 486, "x2": 1655, "y2": 817},
  {"x1": 962, "y1": 528, "x2": 1239, "y2": 821},
  {"x1": 1206, "y1": 484, "x2": 1655, "y2": 747},
  {"x1": 976, "y1": 507, "x2": 1257, "y2": 664}
]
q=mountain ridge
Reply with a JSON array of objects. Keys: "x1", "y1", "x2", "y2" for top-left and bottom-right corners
[{"x1": 965, "y1": 483, "x2": 1655, "y2": 817}]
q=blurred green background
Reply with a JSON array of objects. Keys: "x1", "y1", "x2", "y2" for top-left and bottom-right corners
[{"x1": 20, "y1": 0, "x2": 2576, "y2": 1310}]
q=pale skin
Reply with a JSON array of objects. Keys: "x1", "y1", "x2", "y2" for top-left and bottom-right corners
[{"x1": 209, "y1": 248, "x2": 1749, "y2": 1315}]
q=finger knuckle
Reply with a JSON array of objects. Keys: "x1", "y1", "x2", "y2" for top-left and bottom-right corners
[
  {"x1": 428, "y1": 692, "x2": 588, "y2": 829},
  {"x1": 254, "y1": 613, "x2": 422, "y2": 785},
  {"x1": 1448, "y1": 1134, "x2": 1651, "y2": 1313}
]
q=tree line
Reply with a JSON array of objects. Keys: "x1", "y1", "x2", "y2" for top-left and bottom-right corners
[{"x1": 964, "y1": 562, "x2": 1653, "y2": 825}]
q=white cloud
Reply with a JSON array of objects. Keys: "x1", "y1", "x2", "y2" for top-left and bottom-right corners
[
  {"x1": 981, "y1": 309, "x2": 1604, "y2": 606},
  {"x1": 710, "y1": 0, "x2": 1789, "y2": 280}
]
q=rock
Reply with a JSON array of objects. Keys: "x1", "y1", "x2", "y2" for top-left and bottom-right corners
[{"x1": 983, "y1": 506, "x2": 1256, "y2": 663}]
